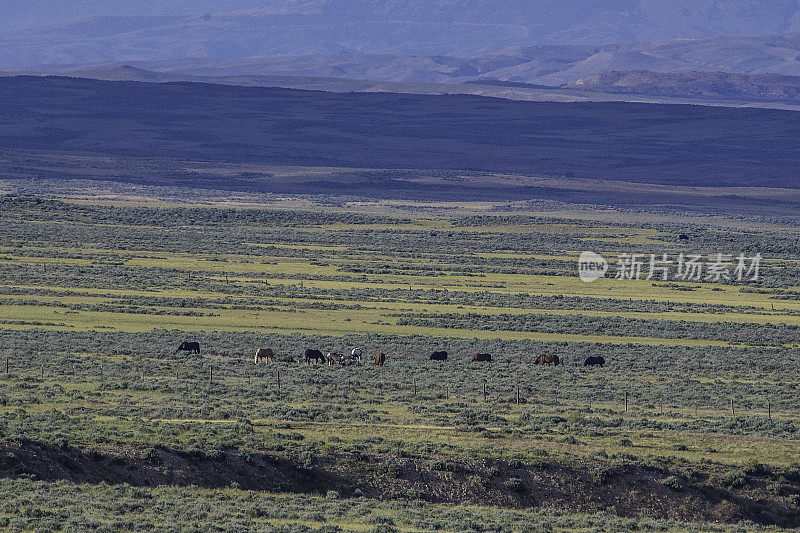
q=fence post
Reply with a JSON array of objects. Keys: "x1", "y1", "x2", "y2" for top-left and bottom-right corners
[
  {"x1": 768, "y1": 401, "x2": 771, "y2": 421},
  {"x1": 516, "y1": 385, "x2": 520, "y2": 406},
  {"x1": 730, "y1": 398, "x2": 735, "y2": 417},
  {"x1": 624, "y1": 391, "x2": 628, "y2": 413},
  {"x1": 41, "y1": 364, "x2": 44, "y2": 380},
  {"x1": 5, "y1": 357, "x2": 8, "y2": 374},
  {"x1": 277, "y1": 369, "x2": 281, "y2": 392},
  {"x1": 483, "y1": 381, "x2": 487, "y2": 403},
  {"x1": 210, "y1": 365, "x2": 213, "y2": 383},
  {"x1": 413, "y1": 379, "x2": 416, "y2": 396}
]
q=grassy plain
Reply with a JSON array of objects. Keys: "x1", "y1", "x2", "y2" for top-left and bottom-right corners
[{"x1": 1, "y1": 192, "x2": 800, "y2": 529}]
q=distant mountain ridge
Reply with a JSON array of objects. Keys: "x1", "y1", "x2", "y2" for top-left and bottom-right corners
[
  {"x1": 9, "y1": 1, "x2": 800, "y2": 107},
  {"x1": 6, "y1": 1, "x2": 800, "y2": 71},
  {"x1": 569, "y1": 70, "x2": 800, "y2": 103},
  {"x1": 39, "y1": 33, "x2": 800, "y2": 88}
]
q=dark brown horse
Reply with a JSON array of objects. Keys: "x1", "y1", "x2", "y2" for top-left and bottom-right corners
[
  {"x1": 176, "y1": 341, "x2": 200, "y2": 354},
  {"x1": 374, "y1": 352, "x2": 386, "y2": 366},
  {"x1": 535, "y1": 354, "x2": 559, "y2": 366},
  {"x1": 304, "y1": 349, "x2": 325, "y2": 364},
  {"x1": 471, "y1": 353, "x2": 492, "y2": 362}
]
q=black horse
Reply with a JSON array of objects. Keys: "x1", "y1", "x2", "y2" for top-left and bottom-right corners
[
  {"x1": 176, "y1": 341, "x2": 200, "y2": 354},
  {"x1": 304, "y1": 349, "x2": 325, "y2": 364},
  {"x1": 584, "y1": 356, "x2": 605, "y2": 367},
  {"x1": 429, "y1": 350, "x2": 448, "y2": 361}
]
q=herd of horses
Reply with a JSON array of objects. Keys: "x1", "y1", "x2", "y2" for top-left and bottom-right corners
[
  {"x1": 298, "y1": 348, "x2": 379, "y2": 365},
  {"x1": 177, "y1": 343, "x2": 606, "y2": 367}
]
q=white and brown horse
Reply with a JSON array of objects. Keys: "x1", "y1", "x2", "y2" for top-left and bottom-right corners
[
  {"x1": 254, "y1": 348, "x2": 275, "y2": 364},
  {"x1": 327, "y1": 352, "x2": 345, "y2": 365}
]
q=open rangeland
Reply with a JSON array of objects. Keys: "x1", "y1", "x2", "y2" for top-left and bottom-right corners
[{"x1": 1, "y1": 192, "x2": 800, "y2": 530}]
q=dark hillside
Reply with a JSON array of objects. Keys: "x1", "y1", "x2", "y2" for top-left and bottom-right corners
[
  {"x1": 2, "y1": 439, "x2": 799, "y2": 527},
  {"x1": 2, "y1": 76, "x2": 800, "y2": 188}
]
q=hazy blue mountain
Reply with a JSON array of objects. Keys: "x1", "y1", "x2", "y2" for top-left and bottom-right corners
[
  {"x1": 544, "y1": 0, "x2": 800, "y2": 44},
  {"x1": 1, "y1": 1, "x2": 631, "y2": 35},
  {"x1": 5, "y1": 1, "x2": 800, "y2": 70},
  {"x1": 30, "y1": 64, "x2": 800, "y2": 109},
  {"x1": 35, "y1": 34, "x2": 800, "y2": 87},
  {"x1": 2, "y1": 0, "x2": 256, "y2": 32},
  {"x1": 481, "y1": 34, "x2": 800, "y2": 84}
]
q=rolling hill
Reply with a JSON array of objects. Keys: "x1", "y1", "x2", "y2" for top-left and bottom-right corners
[
  {"x1": 15, "y1": 65, "x2": 800, "y2": 110},
  {"x1": 1, "y1": 75, "x2": 800, "y2": 191},
  {"x1": 21, "y1": 33, "x2": 800, "y2": 89},
  {"x1": 570, "y1": 70, "x2": 800, "y2": 103}
]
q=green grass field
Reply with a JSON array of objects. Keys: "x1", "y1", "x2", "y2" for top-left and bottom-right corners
[{"x1": 2, "y1": 192, "x2": 800, "y2": 530}]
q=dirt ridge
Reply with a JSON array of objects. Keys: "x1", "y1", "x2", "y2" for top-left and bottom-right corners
[{"x1": 0, "y1": 439, "x2": 798, "y2": 527}]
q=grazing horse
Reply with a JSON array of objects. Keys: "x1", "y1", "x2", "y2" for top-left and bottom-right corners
[
  {"x1": 350, "y1": 348, "x2": 363, "y2": 362},
  {"x1": 584, "y1": 356, "x2": 605, "y2": 367},
  {"x1": 327, "y1": 352, "x2": 345, "y2": 366},
  {"x1": 429, "y1": 350, "x2": 448, "y2": 361},
  {"x1": 176, "y1": 341, "x2": 200, "y2": 354},
  {"x1": 535, "y1": 354, "x2": 559, "y2": 366},
  {"x1": 254, "y1": 348, "x2": 275, "y2": 364},
  {"x1": 374, "y1": 352, "x2": 386, "y2": 366},
  {"x1": 304, "y1": 349, "x2": 325, "y2": 365},
  {"x1": 471, "y1": 353, "x2": 492, "y2": 362}
]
